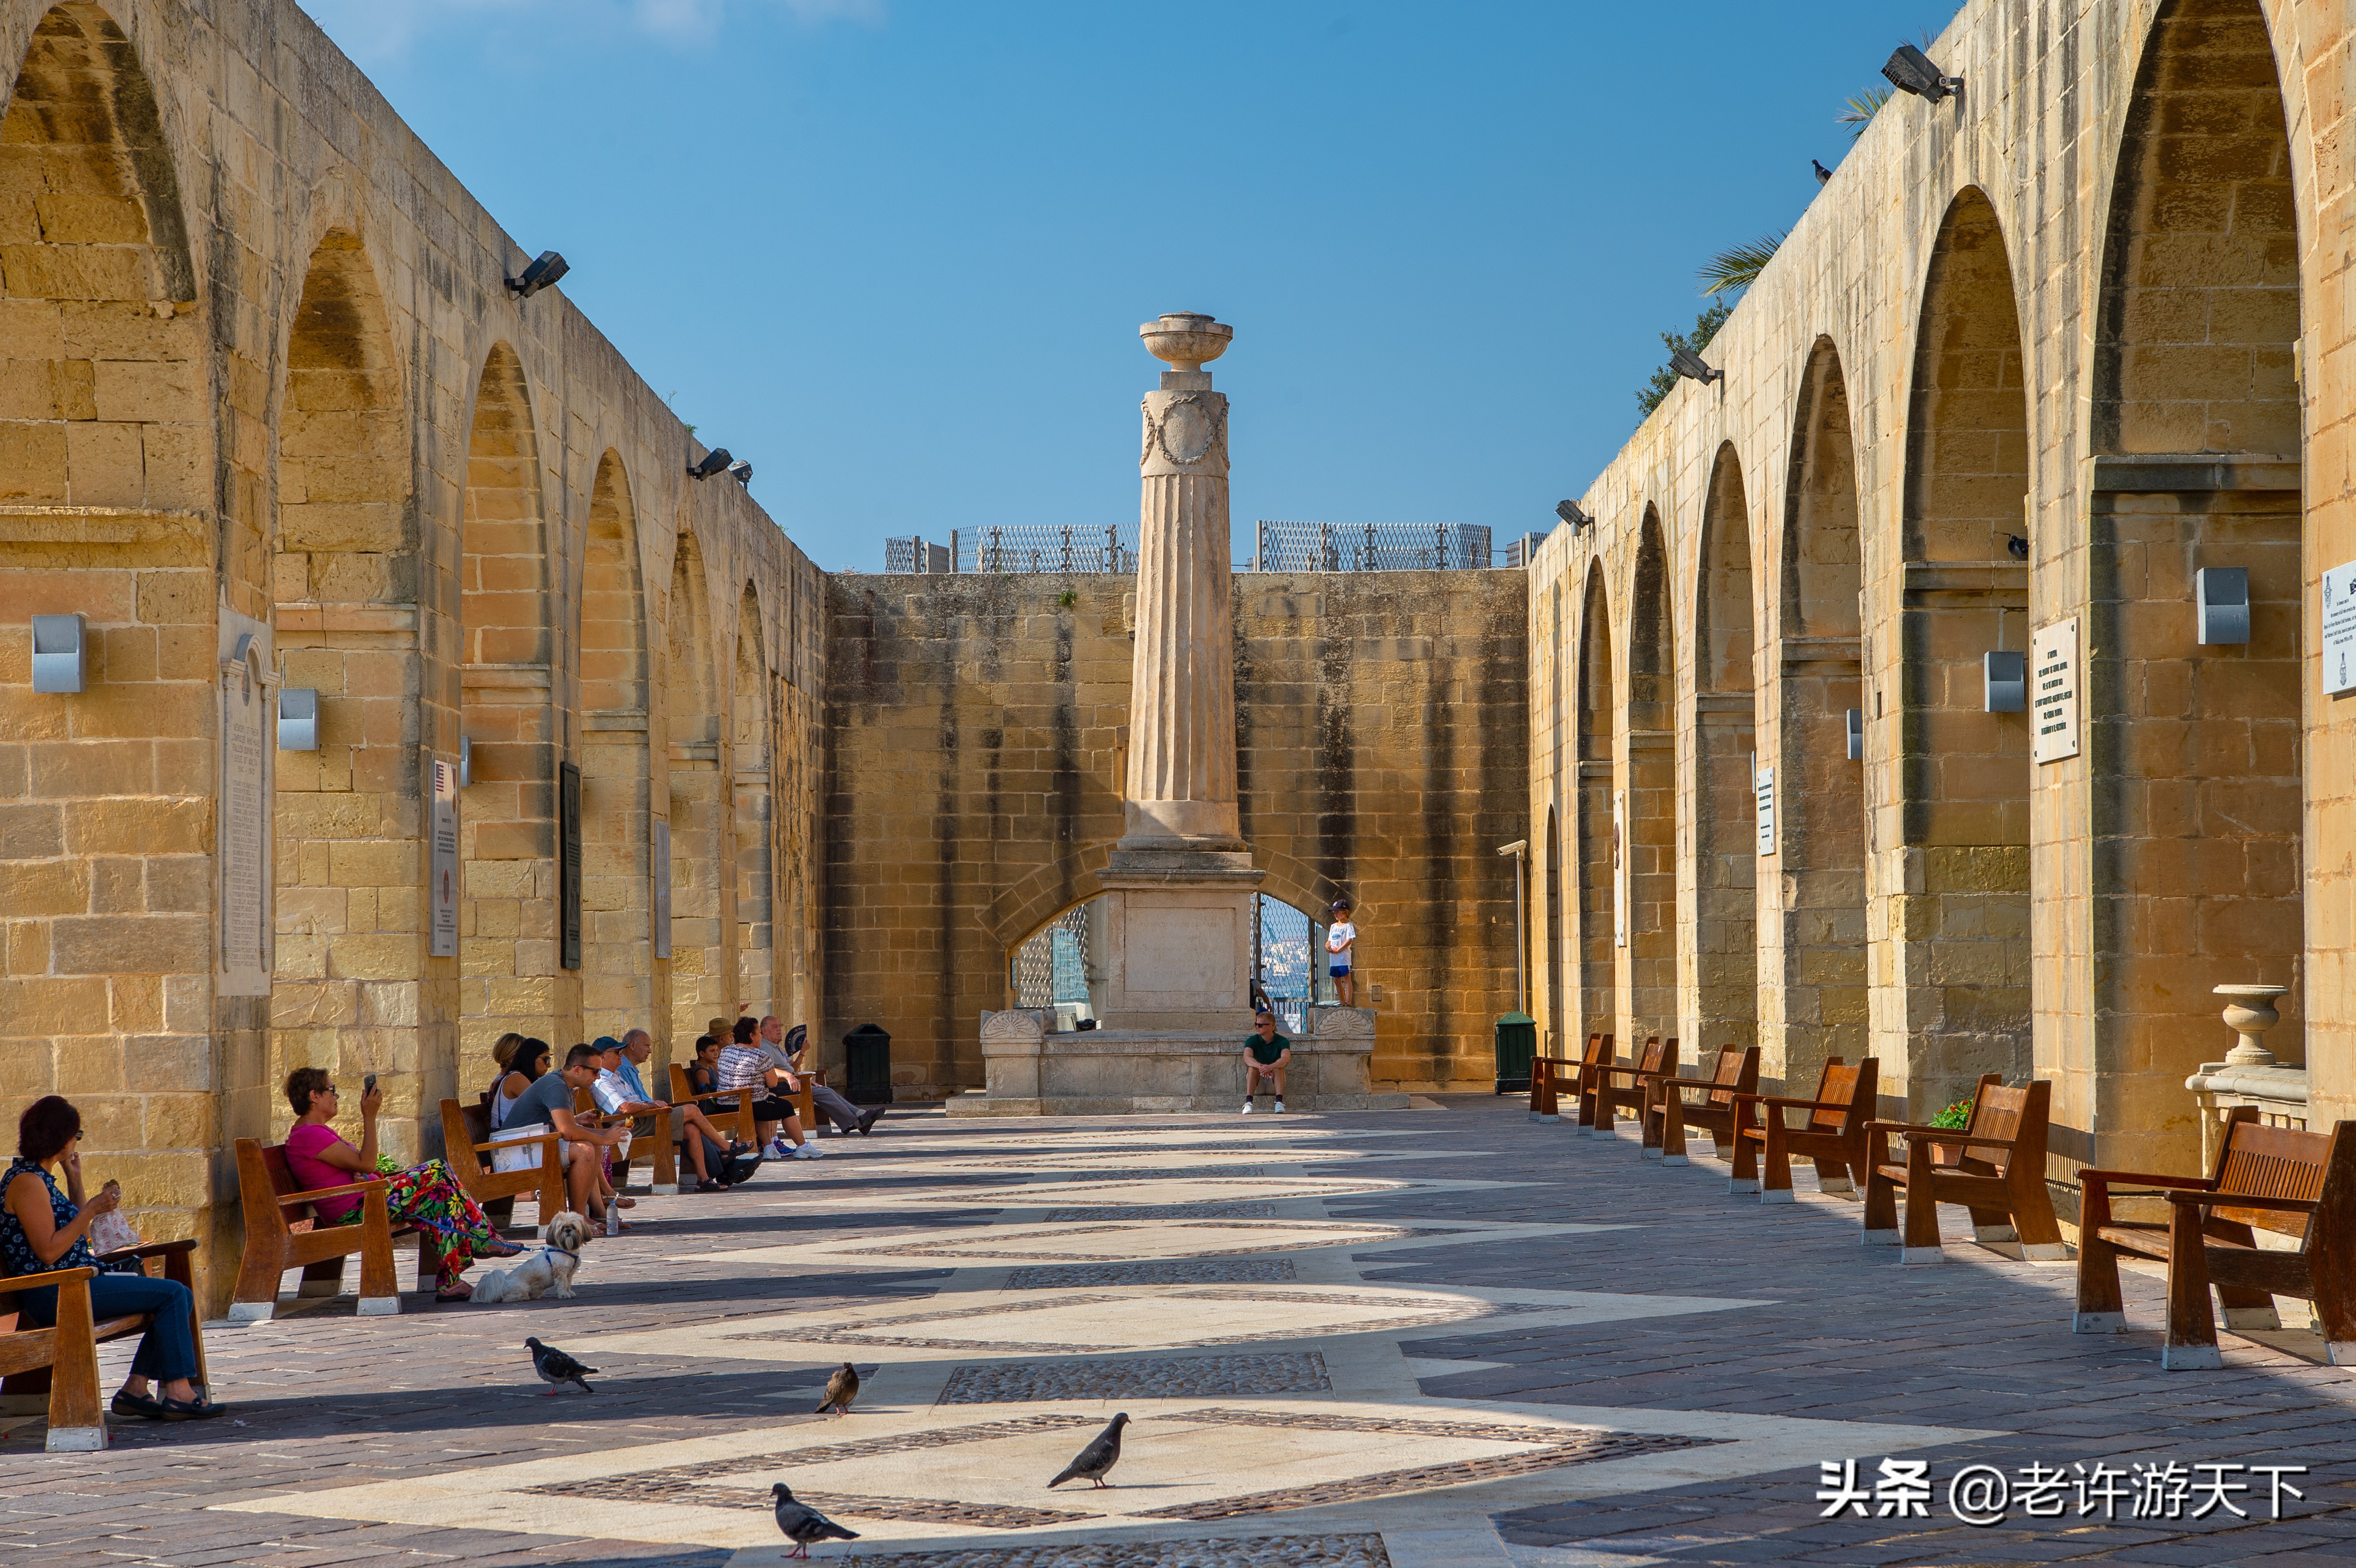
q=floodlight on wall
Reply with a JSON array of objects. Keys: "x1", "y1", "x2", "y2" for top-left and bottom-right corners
[
  {"x1": 279, "y1": 687, "x2": 320, "y2": 750},
  {"x1": 1846, "y1": 707, "x2": 1864, "y2": 760},
  {"x1": 1882, "y1": 43, "x2": 1962, "y2": 102},
  {"x1": 1984, "y1": 651, "x2": 2026, "y2": 712},
  {"x1": 459, "y1": 734, "x2": 473, "y2": 788},
  {"x1": 1668, "y1": 347, "x2": 1724, "y2": 387},
  {"x1": 30, "y1": 614, "x2": 84, "y2": 693},
  {"x1": 1555, "y1": 499, "x2": 1592, "y2": 530},
  {"x1": 726, "y1": 458, "x2": 753, "y2": 487},
  {"x1": 505, "y1": 250, "x2": 569, "y2": 299},
  {"x1": 687, "y1": 448, "x2": 733, "y2": 481},
  {"x1": 2197, "y1": 566, "x2": 2251, "y2": 645}
]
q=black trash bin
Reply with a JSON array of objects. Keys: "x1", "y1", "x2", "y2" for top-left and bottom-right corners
[
  {"x1": 842, "y1": 1023, "x2": 893, "y2": 1105},
  {"x1": 1493, "y1": 1012, "x2": 1536, "y2": 1094}
]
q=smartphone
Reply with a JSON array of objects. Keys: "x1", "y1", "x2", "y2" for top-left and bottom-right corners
[{"x1": 363, "y1": 1072, "x2": 378, "y2": 1095}]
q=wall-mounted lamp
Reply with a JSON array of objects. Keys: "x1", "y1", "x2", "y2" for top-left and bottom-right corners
[
  {"x1": 279, "y1": 687, "x2": 320, "y2": 750},
  {"x1": 687, "y1": 448, "x2": 734, "y2": 481},
  {"x1": 1668, "y1": 347, "x2": 1724, "y2": 387},
  {"x1": 1846, "y1": 707, "x2": 1864, "y2": 760},
  {"x1": 726, "y1": 458, "x2": 753, "y2": 487},
  {"x1": 1555, "y1": 499, "x2": 1591, "y2": 530},
  {"x1": 31, "y1": 614, "x2": 84, "y2": 693},
  {"x1": 1984, "y1": 651, "x2": 2026, "y2": 712},
  {"x1": 459, "y1": 734, "x2": 473, "y2": 788},
  {"x1": 505, "y1": 250, "x2": 569, "y2": 299},
  {"x1": 1883, "y1": 43, "x2": 1962, "y2": 102},
  {"x1": 2197, "y1": 567, "x2": 2250, "y2": 645}
]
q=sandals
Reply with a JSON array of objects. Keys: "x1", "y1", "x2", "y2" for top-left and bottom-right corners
[
  {"x1": 435, "y1": 1279, "x2": 476, "y2": 1303},
  {"x1": 111, "y1": 1389, "x2": 166, "y2": 1421},
  {"x1": 479, "y1": 1238, "x2": 528, "y2": 1260},
  {"x1": 695, "y1": 1178, "x2": 731, "y2": 1193}
]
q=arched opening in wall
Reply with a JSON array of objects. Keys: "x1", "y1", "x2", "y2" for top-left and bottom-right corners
[
  {"x1": 666, "y1": 533, "x2": 722, "y2": 1048},
  {"x1": 1544, "y1": 805, "x2": 1563, "y2": 1046},
  {"x1": 734, "y1": 583, "x2": 774, "y2": 1018},
  {"x1": 1773, "y1": 337, "x2": 1868, "y2": 1093},
  {"x1": 2089, "y1": 0, "x2": 2303, "y2": 1172},
  {"x1": 580, "y1": 452, "x2": 649, "y2": 1043},
  {"x1": 1694, "y1": 444, "x2": 1759, "y2": 1056},
  {"x1": 1900, "y1": 187, "x2": 2034, "y2": 1116},
  {"x1": 272, "y1": 229, "x2": 414, "y2": 1126},
  {"x1": 459, "y1": 345, "x2": 557, "y2": 1079},
  {"x1": 1576, "y1": 565, "x2": 1619, "y2": 1053},
  {"x1": 1627, "y1": 509, "x2": 1678, "y2": 1044},
  {"x1": 1013, "y1": 895, "x2": 1110, "y2": 1025}
]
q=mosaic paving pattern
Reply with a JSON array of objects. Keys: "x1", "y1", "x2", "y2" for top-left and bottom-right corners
[
  {"x1": 937, "y1": 1352, "x2": 1332, "y2": 1403},
  {"x1": 834, "y1": 1534, "x2": 1391, "y2": 1568},
  {"x1": 640, "y1": 1485, "x2": 1093, "y2": 1528},
  {"x1": 1042, "y1": 1203, "x2": 1279, "y2": 1221},
  {"x1": 1003, "y1": 1260, "x2": 1298, "y2": 1288},
  {"x1": 524, "y1": 1413, "x2": 1104, "y2": 1500}
]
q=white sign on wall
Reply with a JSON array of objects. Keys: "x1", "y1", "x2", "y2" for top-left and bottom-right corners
[
  {"x1": 2032, "y1": 617, "x2": 2082, "y2": 765},
  {"x1": 652, "y1": 820, "x2": 673, "y2": 960},
  {"x1": 2322, "y1": 560, "x2": 2356, "y2": 697},
  {"x1": 1754, "y1": 760, "x2": 1776, "y2": 857},
  {"x1": 429, "y1": 758, "x2": 458, "y2": 958}
]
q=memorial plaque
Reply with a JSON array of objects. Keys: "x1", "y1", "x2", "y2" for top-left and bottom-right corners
[
  {"x1": 559, "y1": 761, "x2": 583, "y2": 971},
  {"x1": 2323, "y1": 560, "x2": 2356, "y2": 697},
  {"x1": 216, "y1": 616, "x2": 271, "y2": 996},
  {"x1": 652, "y1": 820, "x2": 673, "y2": 959},
  {"x1": 430, "y1": 758, "x2": 459, "y2": 958},
  {"x1": 2032, "y1": 617, "x2": 2081, "y2": 764},
  {"x1": 1753, "y1": 761, "x2": 1775, "y2": 857}
]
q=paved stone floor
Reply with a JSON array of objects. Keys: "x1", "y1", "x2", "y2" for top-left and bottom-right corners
[{"x1": 4, "y1": 1096, "x2": 2354, "y2": 1567}]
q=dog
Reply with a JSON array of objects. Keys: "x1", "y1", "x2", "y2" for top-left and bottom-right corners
[{"x1": 470, "y1": 1210, "x2": 593, "y2": 1304}]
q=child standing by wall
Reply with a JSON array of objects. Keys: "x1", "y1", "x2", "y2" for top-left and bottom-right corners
[{"x1": 1326, "y1": 897, "x2": 1358, "y2": 1006}]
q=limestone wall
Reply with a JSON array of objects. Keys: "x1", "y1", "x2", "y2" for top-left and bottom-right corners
[{"x1": 822, "y1": 570, "x2": 1529, "y2": 1095}]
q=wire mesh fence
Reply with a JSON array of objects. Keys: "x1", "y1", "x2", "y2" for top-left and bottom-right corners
[
  {"x1": 1013, "y1": 902, "x2": 1094, "y2": 1010},
  {"x1": 1251, "y1": 520, "x2": 1492, "y2": 573},
  {"x1": 883, "y1": 521, "x2": 1529, "y2": 573},
  {"x1": 883, "y1": 536, "x2": 951, "y2": 574},
  {"x1": 958, "y1": 526, "x2": 1138, "y2": 575}
]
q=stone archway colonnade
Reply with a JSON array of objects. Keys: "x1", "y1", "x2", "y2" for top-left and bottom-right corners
[{"x1": 1530, "y1": 0, "x2": 2355, "y2": 1185}]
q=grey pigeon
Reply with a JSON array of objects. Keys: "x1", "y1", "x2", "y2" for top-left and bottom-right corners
[
  {"x1": 1813, "y1": 158, "x2": 1835, "y2": 186},
  {"x1": 814, "y1": 1362, "x2": 859, "y2": 1416},
  {"x1": 772, "y1": 1484, "x2": 858, "y2": 1558},
  {"x1": 1047, "y1": 1412, "x2": 1129, "y2": 1488},
  {"x1": 525, "y1": 1336, "x2": 595, "y2": 1396}
]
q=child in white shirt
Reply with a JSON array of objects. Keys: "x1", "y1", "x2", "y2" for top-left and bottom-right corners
[{"x1": 1326, "y1": 897, "x2": 1358, "y2": 1006}]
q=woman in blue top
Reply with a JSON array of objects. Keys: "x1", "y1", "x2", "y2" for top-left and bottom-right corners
[{"x1": 0, "y1": 1096, "x2": 224, "y2": 1421}]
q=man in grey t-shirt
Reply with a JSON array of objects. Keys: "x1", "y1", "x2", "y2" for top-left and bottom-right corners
[{"x1": 495, "y1": 1043, "x2": 627, "y2": 1224}]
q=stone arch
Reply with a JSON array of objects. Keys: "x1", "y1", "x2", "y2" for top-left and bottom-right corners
[
  {"x1": 2086, "y1": 0, "x2": 2304, "y2": 1172},
  {"x1": 580, "y1": 451, "x2": 650, "y2": 1041},
  {"x1": 1626, "y1": 507, "x2": 1677, "y2": 1045},
  {"x1": 1769, "y1": 336, "x2": 1867, "y2": 1093},
  {"x1": 665, "y1": 531, "x2": 723, "y2": 1045},
  {"x1": 1693, "y1": 444, "x2": 1758, "y2": 1056},
  {"x1": 270, "y1": 228, "x2": 416, "y2": 1131},
  {"x1": 734, "y1": 581, "x2": 774, "y2": 1016},
  {"x1": 1576, "y1": 562, "x2": 1618, "y2": 1050},
  {"x1": 1896, "y1": 186, "x2": 2034, "y2": 1114}
]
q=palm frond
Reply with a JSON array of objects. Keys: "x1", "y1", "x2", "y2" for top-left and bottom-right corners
[
  {"x1": 1837, "y1": 85, "x2": 1892, "y2": 139},
  {"x1": 1697, "y1": 233, "x2": 1786, "y2": 297}
]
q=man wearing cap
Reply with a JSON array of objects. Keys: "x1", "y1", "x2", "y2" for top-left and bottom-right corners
[
  {"x1": 760, "y1": 1016, "x2": 884, "y2": 1136},
  {"x1": 597, "y1": 1031, "x2": 747, "y2": 1192}
]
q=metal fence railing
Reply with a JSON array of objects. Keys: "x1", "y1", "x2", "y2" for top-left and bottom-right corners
[
  {"x1": 1251, "y1": 520, "x2": 1492, "y2": 573},
  {"x1": 883, "y1": 536, "x2": 951, "y2": 574},
  {"x1": 959, "y1": 526, "x2": 1137, "y2": 575}
]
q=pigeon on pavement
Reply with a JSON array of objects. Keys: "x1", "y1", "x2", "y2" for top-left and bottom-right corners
[
  {"x1": 525, "y1": 1336, "x2": 596, "y2": 1396},
  {"x1": 772, "y1": 1484, "x2": 859, "y2": 1558},
  {"x1": 814, "y1": 1362, "x2": 860, "y2": 1416},
  {"x1": 1047, "y1": 1412, "x2": 1129, "y2": 1488}
]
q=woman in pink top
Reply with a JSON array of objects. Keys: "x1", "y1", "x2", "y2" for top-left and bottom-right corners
[{"x1": 284, "y1": 1067, "x2": 521, "y2": 1302}]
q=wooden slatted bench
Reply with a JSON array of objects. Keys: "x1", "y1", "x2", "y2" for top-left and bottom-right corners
[
  {"x1": 439, "y1": 1098, "x2": 564, "y2": 1234},
  {"x1": 1643, "y1": 1045, "x2": 1761, "y2": 1166},
  {"x1": 1729, "y1": 1056, "x2": 1879, "y2": 1201},
  {"x1": 0, "y1": 1240, "x2": 208, "y2": 1451},
  {"x1": 2074, "y1": 1108, "x2": 2356, "y2": 1368},
  {"x1": 1528, "y1": 1033, "x2": 1606, "y2": 1123},
  {"x1": 1862, "y1": 1077, "x2": 2065, "y2": 1264},
  {"x1": 672, "y1": 1062, "x2": 758, "y2": 1146},
  {"x1": 230, "y1": 1137, "x2": 420, "y2": 1321},
  {"x1": 1580, "y1": 1036, "x2": 1678, "y2": 1146}
]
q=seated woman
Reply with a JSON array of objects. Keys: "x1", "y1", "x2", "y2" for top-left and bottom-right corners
[
  {"x1": 1, "y1": 1096, "x2": 224, "y2": 1421},
  {"x1": 282, "y1": 1068, "x2": 524, "y2": 1303},
  {"x1": 489, "y1": 1037, "x2": 552, "y2": 1132}
]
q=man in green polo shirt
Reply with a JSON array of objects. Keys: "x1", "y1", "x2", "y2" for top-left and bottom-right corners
[{"x1": 1242, "y1": 1007, "x2": 1291, "y2": 1114}]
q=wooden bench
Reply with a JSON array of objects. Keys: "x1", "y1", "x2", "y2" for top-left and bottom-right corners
[
  {"x1": 1729, "y1": 1056, "x2": 1879, "y2": 1200},
  {"x1": 230, "y1": 1137, "x2": 424, "y2": 1321},
  {"x1": 570, "y1": 1084, "x2": 685, "y2": 1196},
  {"x1": 1579, "y1": 1036, "x2": 1677, "y2": 1146},
  {"x1": 672, "y1": 1062, "x2": 758, "y2": 1146},
  {"x1": 2074, "y1": 1108, "x2": 2356, "y2": 1368},
  {"x1": 0, "y1": 1240, "x2": 207, "y2": 1451},
  {"x1": 1862, "y1": 1076, "x2": 2065, "y2": 1264},
  {"x1": 1528, "y1": 1033, "x2": 1606, "y2": 1123},
  {"x1": 1643, "y1": 1045, "x2": 1761, "y2": 1166},
  {"x1": 439, "y1": 1098, "x2": 565, "y2": 1233}
]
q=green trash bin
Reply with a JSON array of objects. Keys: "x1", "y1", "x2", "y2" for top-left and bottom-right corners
[{"x1": 1494, "y1": 1013, "x2": 1536, "y2": 1094}]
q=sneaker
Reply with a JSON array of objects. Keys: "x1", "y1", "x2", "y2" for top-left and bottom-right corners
[
  {"x1": 1273, "y1": 1100, "x2": 1285, "y2": 1114},
  {"x1": 791, "y1": 1143, "x2": 824, "y2": 1159},
  {"x1": 1240, "y1": 1099, "x2": 1255, "y2": 1114},
  {"x1": 768, "y1": 1137, "x2": 793, "y2": 1159}
]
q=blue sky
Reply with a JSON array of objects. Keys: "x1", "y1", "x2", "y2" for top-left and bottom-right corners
[{"x1": 300, "y1": 1, "x2": 1944, "y2": 573}]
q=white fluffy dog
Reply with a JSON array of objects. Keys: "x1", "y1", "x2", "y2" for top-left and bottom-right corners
[{"x1": 470, "y1": 1210, "x2": 592, "y2": 1304}]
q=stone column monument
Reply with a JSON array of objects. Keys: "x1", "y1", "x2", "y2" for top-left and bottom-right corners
[{"x1": 955, "y1": 314, "x2": 1397, "y2": 1115}]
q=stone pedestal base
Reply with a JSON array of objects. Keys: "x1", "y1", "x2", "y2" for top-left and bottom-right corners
[{"x1": 950, "y1": 1006, "x2": 1406, "y2": 1117}]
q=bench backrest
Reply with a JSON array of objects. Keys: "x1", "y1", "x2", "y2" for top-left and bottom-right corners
[
  {"x1": 1959, "y1": 1078, "x2": 2048, "y2": 1179},
  {"x1": 1703, "y1": 1046, "x2": 1761, "y2": 1107},
  {"x1": 1585, "y1": 1033, "x2": 1612, "y2": 1066},
  {"x1": 440, "y1": 1098, "x2": 494, "y2": 1174},
  {"x1": 1810, "y1": 1057, "x2": 1878, "y2": 1136},
  {"x1": 2216, "y1": 1113, "x2": 2337, "y2": 1239},
  {"x1": 1933, "y1": 1074, "x2": 2003, "y2": 1170},
  {"x1": 233, "y1": 1137, "x2": 302, "y2": 1238}
]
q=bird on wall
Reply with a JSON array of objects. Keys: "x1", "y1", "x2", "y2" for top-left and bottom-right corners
[
  {"x1": 1813, "y1": 158, "x2": 1835, "y2": 186},
  {"x1": 814, "y1": 1362, "x2": 860, "y2": 1416},
  {"x1": 1047, "y1": 1412, "x2": 1130, "y2": 1488},
  {"x1": 772, "y1": 1484, "x2": 859, "y2": 1558},
  {"x1": 525, "y1": 1337, "x2": 596, "y2": 1396}
]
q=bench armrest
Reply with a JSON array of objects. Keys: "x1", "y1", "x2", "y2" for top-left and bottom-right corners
[
  {"x1": 1735, "y1": 1094, "x2": 1845, "y2": 1111},
  {"x1": 1872, "y1": 1126, "x2": 2025, "y2": 1155},
  {"x1": 465, "y1": 1130, "x2": 562, "y2": 1155},
  {"x1": 95, "y1": 1239, "x2": 197, "y2": 1265},
  {"x1": 2165, "y1": 1190, "x2": 2318, "y2": 1213},
  {"x1": 0, "y1": 1264, "x2": 97, "y2": 1292},
  {"x1": 277, "y1": 1177, "x2": 390, "y2": 1206}
]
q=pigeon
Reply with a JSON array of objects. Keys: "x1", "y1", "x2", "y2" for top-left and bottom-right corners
[
  {"x1": 1813, "y1": 158, "x2": 1834, "y2": 186},
  {"x1": 525, "y1": 1336, "x2": 596, "y2": 1396},
  {"x1": 772, "y1": 1484, "x2": 859, "y2": 1559},
  {"x1": 814, "y1": 1362, "x2": 860, "y2": 1416},
  {"x1": 1047, "y1": 1412, "x2": 1129, "y2": 1489}
]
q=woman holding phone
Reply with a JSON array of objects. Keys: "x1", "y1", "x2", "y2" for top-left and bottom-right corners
[
  {"x1": 1, "y1": 1096, "x2": 223, "y2": 1420},
  {"x1": 282, "y1": 1068, "x2": 523, "y2": 1303}
]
